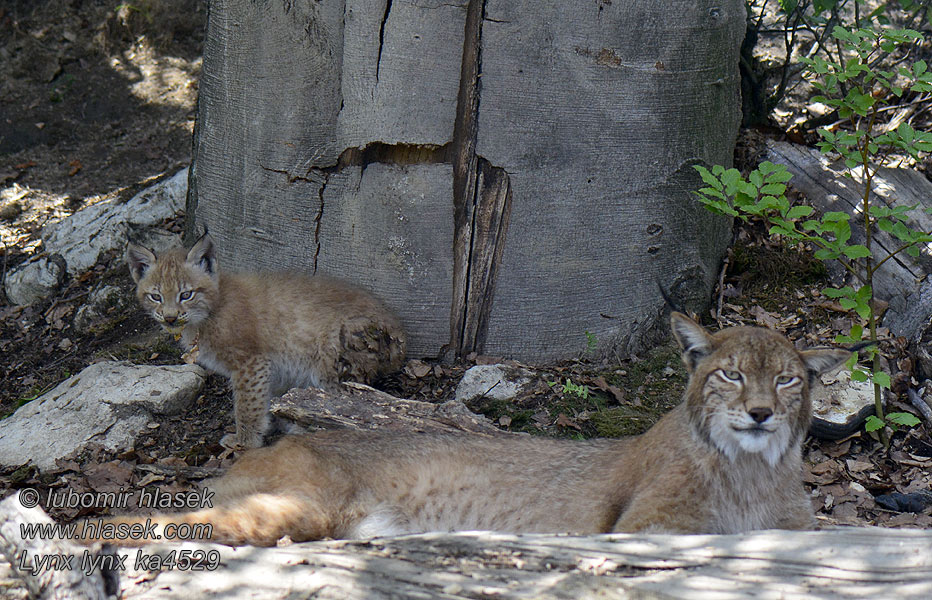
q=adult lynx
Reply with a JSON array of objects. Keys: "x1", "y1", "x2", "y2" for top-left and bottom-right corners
[
  {"x1": 89, "y1": 313, "x2": 848, "y2": 544},
  {"x1": 126, "y1": 233, "x2": 406, "y2": 449}
]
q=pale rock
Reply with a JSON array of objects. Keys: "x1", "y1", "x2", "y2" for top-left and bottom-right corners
[
  {"x1": 0, "y1": 361, "x2": 205, "y2": 471},
  {"x1": 454, "y1": 364, "x2": 535, "y2": 404},
  {"x1": 2, "y1": 257, "x2": 62, "y2": 305},
  {"x1": 3, "y1": 168, "x2": 187, "y2": 306}
]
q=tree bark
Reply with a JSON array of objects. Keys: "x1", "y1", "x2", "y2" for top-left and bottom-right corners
[
  {"x1": 188, "y1": 0, "x2": 744, "y2": 360},
  {"x1": 0, "y1": 496, "x2": 113, "y2": 600}
]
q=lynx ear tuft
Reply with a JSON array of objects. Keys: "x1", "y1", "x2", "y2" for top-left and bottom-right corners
[
  {"x1": 186, "y1": 233, "x2": 217, "y2": 275},
  {"x1": 670, "y1": 312, "x2": 712, "y2": 371},
  {"x1": 126, "y1": 243, "x2": 157, "y2": 283}
]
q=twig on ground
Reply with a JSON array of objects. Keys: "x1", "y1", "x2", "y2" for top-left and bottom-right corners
[{"x1": 907, "y1": 387, "x2": 932, "y2": 423}]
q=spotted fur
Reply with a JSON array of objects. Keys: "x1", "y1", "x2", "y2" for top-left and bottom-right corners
[
  {"x1": 126, "y1": 234, "x2": 406, "y2": 448},
  {"x1": 83, "y1": 313, "x2": 849, "y2": 545}
]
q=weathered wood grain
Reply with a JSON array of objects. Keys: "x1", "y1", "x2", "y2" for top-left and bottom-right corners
[
  {"x1": 0, "y1": 496, "x2": 111, "y2": 600},
  {"x1": 473, "y1": 0, "x2": 742, "y2": 359},
  {"x1": 316, "y1": 163, "x2": 455, "y2": 356},
  {"x1": 191, "y1": 0, "x2": 744, "y2": 360},
  {"x1": 19, "y1": 528, "x2": 928, "y2": 599},
  {"x1": 272, "y1": 381, "x2": 503, "y2": 435}
]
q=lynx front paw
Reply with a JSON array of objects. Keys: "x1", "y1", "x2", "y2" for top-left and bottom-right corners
[{"x1": 220, "y1": 431, "x2": 263, "y2": 450}]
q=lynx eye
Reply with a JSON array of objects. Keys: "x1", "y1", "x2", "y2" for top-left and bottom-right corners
[
  {"x1": 179, "y1": 290, "x2": 194, "y2": 301},
  {"x1": 776, "y1": 375, "x2": 798, "y2": 386},
  {"x1": 720, "y1": 370, "x2": 742, "y2": 382},
  {"x1": 147, "y1": 292, "x2": 163, "y2": 303}
]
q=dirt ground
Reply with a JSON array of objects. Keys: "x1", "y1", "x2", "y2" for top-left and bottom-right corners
[{"x1": 0, "y1": 0, "x2": 930, "y2": 534}]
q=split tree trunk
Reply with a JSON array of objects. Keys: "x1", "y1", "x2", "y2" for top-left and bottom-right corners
[{"x1": 187, "y1": 0, "x2": 745, "y2": 360}]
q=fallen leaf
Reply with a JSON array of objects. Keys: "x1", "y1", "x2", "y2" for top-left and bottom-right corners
[
  {"x1": 845, "y1": 459, "x2": 873, "y2": 473},
  {"x1": 555, "y1": 413, "x2": 581, "y2": 430},
  {"x1": 68, "y1": 159, "x2": 82, "y2": 176},
  {"x1": 404, "y1": 360, "x2": 431, "y2": 379},
  {"x1": 136, "y1": 472, "x2": 166, "y2": 487},
  {"x1": 750, "y1": 305, "x2": 779, "y2": 328},
  {"x1": 85, "y1": 460, "x2": 134, "y2": 493}
]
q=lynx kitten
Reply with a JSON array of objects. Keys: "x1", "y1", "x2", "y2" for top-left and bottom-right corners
[
  {"x1": 126, "y1": 233, "x2": 406, "y2": 449},
  {"x1": 88, "y1": 312, "x2": 849, "y2": 544}
]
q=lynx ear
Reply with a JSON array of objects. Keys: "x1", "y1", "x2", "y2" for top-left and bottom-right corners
[
  {"x1": 186, "y1": 233, "x2": 217, "y2": 275},
  {"x1": 670, "y1": 312, "x2": 712, "y2": 371},
  {"x1": 126, "y1": 243, "x2": 157, "y2": 283},
  {"x1": 800, "y1": 348, "x2": 852, "y2": 385}
]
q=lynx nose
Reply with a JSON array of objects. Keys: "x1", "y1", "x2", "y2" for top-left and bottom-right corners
[
  {"x1": 163, "y1": 315, "x2": 178, "y2": 325},
  {"x1": 748, "y1": 407, "x2": 773, "y2": 423}
]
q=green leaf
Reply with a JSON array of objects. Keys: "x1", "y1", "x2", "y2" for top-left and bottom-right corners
[
  {"x1": 873, "y1": 371, "x2": 891, "y2": 389},
  {"x1": 915, "y1": 60, "x2": 928, "y2": 77},
  {"x1": 749, "y1": 170, "x2": 764, "y2": 189},
  {"x1": 851, "y1": 369, "x2": 869, "y2": 383},
  {"x1": 786, "y1": 205, "x2": 814, "y2": 220},
  {"x1": 892, "y1": 221, "x2": 913, "y2": 242},
  {"x1": 887, "y1": 412, "x2": 921, "y2": 427},
  {"x1": 721, "y1": 168, "x2": 742, "y2": 193},
  {"x1": 695, "y1": 165, "x2": 723, "y2": 191},
  {"x1": 760, "y1": 183, "x2": 786, "y2": 196},
  {"x1": 864, "y1": 415, "x2": 885, "y2": 432},
  {"x1": 898, "y1": 122, "x2": 916, "y2": 144},
  {"x1": 822, "y1": 286, "x2": 855, "y2": 299},
  {"x1": 769, "y1": 225, "x2": 794, "y2": 236},
  {"x1": 822, "y1": 212, "x2": 851, "y2": 222},
  {"x1": 818, "y1": 128, "x2": 836, "y2": 142},
  {"x1": 849, "y1": 323, "x2": 863, "y2": 341},
  {"x1": 839, "y1": 298, "x2": 857, "y2": 310},
  {"x1": 876, "y1": 218, "x2": 894, "y2": 233},
  {"x1": 842, "y1": 245, "x2": 872, "y2": 258}
]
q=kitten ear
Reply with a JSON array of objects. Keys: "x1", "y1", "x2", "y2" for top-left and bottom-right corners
[
  {"x1": 126, "y1": 243, "x2": 157, "y2": 283},
  {"x1": 800, "y1": 348, "x2": 852, "y2": 385},
  {"x1": 670, "y1": 312, "x2": 712, "y2": 371},
  {"x1": 186, "y1": 233, "x2": 218, "y2": 275}
]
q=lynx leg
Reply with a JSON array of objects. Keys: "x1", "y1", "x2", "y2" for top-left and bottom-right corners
[{"x1": 223, "y1": 357, "x2": 272, "y2": 449}]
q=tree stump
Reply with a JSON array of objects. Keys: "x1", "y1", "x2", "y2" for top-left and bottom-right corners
[{"x1": 187, "y1": 0, "x2": 745, "y2": 360}]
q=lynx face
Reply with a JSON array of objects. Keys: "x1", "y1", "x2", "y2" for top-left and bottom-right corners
[
  {"x1": 672, "y1": 313, "x2": 848, "y2": 466},
  {"x1": 126, "y1": 236, "x2": 219, "y2": 335}
]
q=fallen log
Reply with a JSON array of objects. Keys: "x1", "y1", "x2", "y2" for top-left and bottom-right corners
[
  {"x1": 0, "y1": 495, "x2": 113, "y2": 600},
  {"x1": 4, "y1": 524, "x2": 930, "y2": 600},
  {"x1": 272, "y1": 381, "x2": 504, "y2": 436},
  {"x1": 764, "y1": 140, "x2": 932, "y2": 341}
]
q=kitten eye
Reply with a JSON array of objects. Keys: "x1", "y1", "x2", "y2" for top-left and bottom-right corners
[
  {"x1": 179, "y1": 290, "x2": 194, "y2": 301},
  {"x1": 148, "y1": 293, "x2": 163, "y2": 303},
  {"x1": 721, "y1": 370, "x2": 742, "y2": 382},
  {"x1": 776, "y1": 375, "x2": 798, "y2": 386}
]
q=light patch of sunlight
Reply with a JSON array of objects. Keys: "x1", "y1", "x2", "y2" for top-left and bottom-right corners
[
  {"x1": 108, "y1": 39, "x2": 200, "y2": 112},
  {"x1": 873, "y1": 177, "x2": 896, "y2": 199},
  {"x1": 0, "y1": 183, "x2": 122, "y2": 251}
]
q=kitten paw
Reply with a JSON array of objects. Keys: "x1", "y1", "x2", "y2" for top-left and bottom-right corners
[{"x1": 220, "y1": 433, "x2": 249, "y2": 451}]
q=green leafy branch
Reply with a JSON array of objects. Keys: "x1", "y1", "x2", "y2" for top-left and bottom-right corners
[{"x1": 695, "y1": 25, "x2": 931, "y2": 446}]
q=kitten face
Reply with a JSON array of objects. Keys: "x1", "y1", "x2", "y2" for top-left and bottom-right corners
[{"x1": 126, "y1": 235, "x2": 219, "y2": 334}]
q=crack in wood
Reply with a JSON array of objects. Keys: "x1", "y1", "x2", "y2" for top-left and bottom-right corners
[
  {"x1": 450, "y1": 0, "x2": 511, "y2": 357},
  {"x1": 376, "y1": 0, "x2": 393, "y2": 83},
  {"x1": 313, "y1": 174, "x2": 327, "y2": 275}
]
